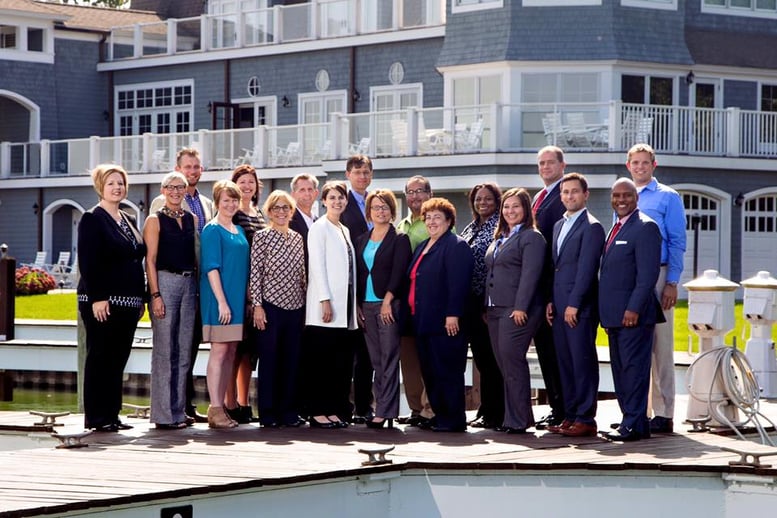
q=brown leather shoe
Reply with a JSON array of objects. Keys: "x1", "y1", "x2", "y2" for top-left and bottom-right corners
[
  {"x1": 561, "y1": 422, "x2": 598, "y2": 437},
  {"x1": 547, "y1": 419, "x2": 573, "y2": 434}
]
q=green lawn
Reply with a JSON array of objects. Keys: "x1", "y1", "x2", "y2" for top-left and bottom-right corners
[
  {"x1": 15, "y1": 293, "x2": 151, "y2": 323},
  {"x1": 14, "y1": 294, "x2": 776, "y2": 351}
]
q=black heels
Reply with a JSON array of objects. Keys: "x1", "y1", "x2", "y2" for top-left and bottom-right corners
[
  {"x1": 366, "y1": 417, "x2": 394, "y2": 429},
  {"x1": 308, "y1": 416, "x2": 347, "y2": 429}
]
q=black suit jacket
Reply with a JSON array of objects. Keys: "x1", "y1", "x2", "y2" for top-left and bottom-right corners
[
  {"x1": 289, "y1": 208, "x2": 311, "y2": 267},
  {"x1": 77, "y1": 205, "x2": 147, "y2": 302},
  {"x1": 355, "y1": 226, "x2": 412, "y2": 302},
  {"x1": 534, "y1": 183, "x2": 566, "y2": 301},
  {"x1": 341, "y1": 191, "x2": 369, "y2": 243}
]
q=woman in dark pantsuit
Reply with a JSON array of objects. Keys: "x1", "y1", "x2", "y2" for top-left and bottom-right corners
[
  {"x1": 78, "y1": 164, "x2": 147, "y2": 432},
  {"x1": 460, "y1": 182, "x2": 503, "y2": 429},
  {"x1": 484, "y1": 188, "x2": 546, "y2": 434},
  {"x1": 355, "y1": 189, "x2": 412, "y2": 429},
  {"x1": 407, "y1": 198, "x2": 474, "y2": 432}
]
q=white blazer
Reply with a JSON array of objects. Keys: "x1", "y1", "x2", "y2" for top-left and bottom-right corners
[{"x1": 305, "y1": 216, "x2": 358, "y2": 329}]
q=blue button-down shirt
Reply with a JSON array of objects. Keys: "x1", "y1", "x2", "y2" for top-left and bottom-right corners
[{"x1": 636, "y1": 178, "x2": 686, "y2": 284}]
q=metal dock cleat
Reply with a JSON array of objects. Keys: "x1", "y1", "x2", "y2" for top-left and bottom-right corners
[
  {"x1": 51, "y1": 430, "x2": 93, "y2": 449},
  {"x1": 358, "y1": 445, "x2": 395, "y2": 466},
  {"x1": 122, "y1": 403, "x2": 151, "y2": 418},
  {"x1": 29, "y1": 411, "x2": 70, "y2": 427},
  {"x1": 721, "y1": 443, "x2": 777, "y2": 468}
]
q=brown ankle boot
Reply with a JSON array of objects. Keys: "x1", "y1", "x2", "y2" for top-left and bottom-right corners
[{"x1": 208, "y1": 406, "x2": 237, "y2": 429}]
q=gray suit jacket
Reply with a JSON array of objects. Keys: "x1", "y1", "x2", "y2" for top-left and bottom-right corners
[{"x1": 484, "y1": 226, "x2": 546, "y2": 313}]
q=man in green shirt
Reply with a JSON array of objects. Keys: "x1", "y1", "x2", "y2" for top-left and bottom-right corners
[{"x1": 396, "y1": 175, "x2": 435, "y2": 426}]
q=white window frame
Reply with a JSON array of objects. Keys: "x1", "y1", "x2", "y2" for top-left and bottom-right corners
[
  {"x1": 114, "y1": 79, "x2": 195, "y2": 136},
  {"x1": 523, "y1": 0, "x2": 600, "y2": 6},
  {"x1": 702, "y1": 0, "x2": 777, "y2": 18},
  {"x1": 621, "y1": 0, "x2": 677, "y2": 9},
  {"x1": 0, "y1": 15, "x2": 54, "y2": 64},
  {"x1": 452, "y1": 0, "x2": 504, "y2": 15}
]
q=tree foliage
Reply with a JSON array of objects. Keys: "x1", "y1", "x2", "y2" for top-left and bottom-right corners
[{"x1": 58, "y1": 0, "x2": 130, "y2": 7}]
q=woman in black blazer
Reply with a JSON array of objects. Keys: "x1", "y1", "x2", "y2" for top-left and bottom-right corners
[
  {"x1": 407, "y1": 198, "x2": 474, "y2": 432},
  {"x1": 77, "y1": 164, "x2": 147, "y2": 432},
  {"x1": 355, "y1": 190, "x2": 412, "y2": 429},
  {"x1": 484, "y1": 187, "x2": 546, "y2": 434}
]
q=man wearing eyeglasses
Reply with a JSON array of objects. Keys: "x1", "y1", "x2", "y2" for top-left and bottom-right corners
[
  {"x1": 396, "y1": 175, "x2": 435, "y2": 427},
  {"x1": 150, "y1": 147, "x2": 213, "y2": 424},
  {"x1": 340, "y1": 155, "x2": 375, "y2": 424}
]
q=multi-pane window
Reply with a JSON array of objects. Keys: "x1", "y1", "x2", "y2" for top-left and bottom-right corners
[
  {"x1": 0, "y1": 26, "x2": 17, "y2": 49},
  {"x1": 762, "y1": 84, "x2": 777, "y2": 112},
  {"x1": 744, "y1": 195, "x2": 777, "y2": 233},
  {"x1": 684, "y1": 194, "x2": 718, "y2": 231},
  {"x1": 522, "y1": 73, "x2": 599, "y2": 103},
  {"x1": 115, "y1": 81, "x2": 193, "y2": 136},
  {"x1": 703, "y1": 0, "x2": 777, "y2": 15},
  {"x1": 622, "y1": 75, "x2": 674, "y2": 105}
]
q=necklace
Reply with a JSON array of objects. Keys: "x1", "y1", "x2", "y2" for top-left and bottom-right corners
[{"x1": 159, "y1": 206, "x2": 186, "y2": 218}]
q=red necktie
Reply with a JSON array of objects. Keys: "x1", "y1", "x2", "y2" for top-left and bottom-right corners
[
  {"x1": 605, "y1": 221, "x2": 622, "y2": 251},
  {"x1": 532, "y1": 189, "x2": 547, "y2": 215}
]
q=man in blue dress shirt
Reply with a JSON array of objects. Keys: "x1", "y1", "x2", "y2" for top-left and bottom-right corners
[{"x1": 626, "y1": 143, "x2": 686, "y2": 434}]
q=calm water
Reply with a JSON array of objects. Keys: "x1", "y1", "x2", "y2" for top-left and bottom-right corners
[{"x1": 0, "y1": 388, "x2": 154, "y2": 413}]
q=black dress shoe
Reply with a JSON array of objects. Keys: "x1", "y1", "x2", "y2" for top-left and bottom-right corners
[
  {"x1": 190, "y1": 411, "x2": 209, "y2": 423},
  {"x1": 415, "y1": 417, "x2": 434, "y2": 430},
  {"x1": 497, "y1": 426, "x2": 528, "y2": 434},
  {"x1": 114, "y1": 421, "x2": 133, "y2": 430},
  {"x1": 284, "y1": 416, "x2": 307, "y2": 428},
  {"x1": 534, "y1": 413, "x2": 562, "y2": 430},
  {"x1": 605, "y1": 429, "x2": 642, "y2": 442},
  {"x1": 261, "y1": 421, "x2": 280, "y2": 428},
  {"x1": 308, "y1": 417, "x2": 338, "y2": 429},
  {"x1": 397, "y1": 415, "x2": 419, "y2": 425},
  {"x1": 469, "y1": 417, "x2": 498, "y2": 429},
  {"x1": 649, "y1": 416, "x2": 674, "y2": 433},
  {"x1": 93, "y1": 423, "x2": 119, "y2": 433},
  {"x1": 155, "y1": 423, "x2": 187, "y2": 430}
]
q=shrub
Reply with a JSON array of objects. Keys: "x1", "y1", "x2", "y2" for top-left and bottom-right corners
[{"x1": 15, "y1": 266, "x2": 57, "y2": 295}]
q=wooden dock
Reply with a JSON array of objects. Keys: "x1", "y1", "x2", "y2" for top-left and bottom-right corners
[{"x1": 2, "y1": 396, "x2": 777, "y2": 517}]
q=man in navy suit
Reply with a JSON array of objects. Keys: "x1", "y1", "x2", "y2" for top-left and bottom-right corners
[
  {"x1": 600, "y1": 178, "x2": 663, "y2": 442},
  {"x1": 339, "y1": 155, "x2": 374, "y2": 423},
  {"x1": 532, "y1": 145, "x2": 567, "y2": 429},
  {"x1": 289, "y1": 173, "x2": 319, "y2": 266},
  {"x1": 547, "y1": 173, "x2": 605, "y2": 437}
]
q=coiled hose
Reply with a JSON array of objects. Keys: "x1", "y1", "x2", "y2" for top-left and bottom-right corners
[{"x1": 686, "y1": 345, "x2": 776, "y2": 445}]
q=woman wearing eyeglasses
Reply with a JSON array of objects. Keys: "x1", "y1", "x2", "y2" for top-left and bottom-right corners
[
  {"x1": 144, "y1": 172, "x2": 198, "y2": 430},
  {"x1": 249, "y1": 190, "x2": 306, "y2": 428},
  {"x1": 224, "y1": 165, "x2": 267, "y2": 424},
  {"x1": 355, "y1": 189, "x2": 412, "y2": 429},
  {"x1": 407, "y1": 198, "x2": 474, "y2": 433},
  {"x1": 304, "y1": 180, "x2": 358, "y2": 429}
]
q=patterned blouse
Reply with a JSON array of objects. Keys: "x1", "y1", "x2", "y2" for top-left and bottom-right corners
[
  {"x1": 249, "y1": 227, "x2": 306, "y2": 311},
  {"x1": 459, "y1": 212, "x2": 498, "y2": 297}
]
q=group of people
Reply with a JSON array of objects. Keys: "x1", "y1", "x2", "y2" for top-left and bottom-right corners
[{"x1": 76, "y1": 142, "x2": 685, "y2": 442}]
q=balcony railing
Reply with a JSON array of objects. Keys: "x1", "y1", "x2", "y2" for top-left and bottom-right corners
[
  {"x1": 106, "y1": 0, "x2": 446, "y2": 61},
  {"x1": 2, "y1": 101, "x2": 777, "y2": 179}
]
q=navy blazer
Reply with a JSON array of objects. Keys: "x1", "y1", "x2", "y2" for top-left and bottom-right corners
[
  {"x1": 484, "y1": 226, "x2": 546, "y2": 313},
  {"x1": 534, "y1": 183, "x2": 565, "y2": 300},
  {"x1": 408, "y1": 231, "x2": 474, "y2": 335},
  {"x1": 598, "y1": 209, "x2": 664, "y2": 328},
  {"x1": 341, "y1": 191, "x2": 369, "y2": 243},
  {"x1": 355, "y1": 226, "x2": 412, "y2": 302},
  {"x1": 551, "y1": 209, "x2": 605, "y2": 319}
]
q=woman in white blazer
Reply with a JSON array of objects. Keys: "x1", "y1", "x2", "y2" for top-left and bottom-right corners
[{"x1": 304, "y1": 180, "x2": 358, "y2": 429}]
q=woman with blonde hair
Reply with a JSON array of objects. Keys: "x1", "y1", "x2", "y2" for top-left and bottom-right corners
[
  {"x1": 78, "y1": 164, "x2": 146, "y2": 432},
  {"x1": 200, "y1": 180, "x2": 250, "y2": 428},
  {"x1": 249, "y1": 190, "x2": 306, "y2": 427}
]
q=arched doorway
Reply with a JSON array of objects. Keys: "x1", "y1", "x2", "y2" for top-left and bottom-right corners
[
  {"x1": 741, "y1": 189, "x2": 777, "y2": 280},
  {"x1": 0, "y1": 90, "x2": 41, "y2": 142},
  {"x1": 43, "y1": 200, "x2": 85, "y2": 266},
  {"x1": 673, "y1": 185, "x2": 731, "y2": 296}
]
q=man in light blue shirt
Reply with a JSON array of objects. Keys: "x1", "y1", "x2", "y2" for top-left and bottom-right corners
[{"x1": 626, "y1": 143, "x2": 686, "y2": 434}]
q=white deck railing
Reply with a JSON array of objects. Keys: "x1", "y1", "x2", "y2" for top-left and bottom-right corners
[
  {"x1": 2, "y1": 101, "x2": 777, "y2": 178},
  {"x1": 106, "y1": 0, "x2": 446, "y2": 61}
]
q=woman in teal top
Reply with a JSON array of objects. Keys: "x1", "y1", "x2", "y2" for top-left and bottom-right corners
[
  {"x1": 200, "y1": 180, "x2": 249, "y2": 428},
  {"x1": 355, "y1": 189, "x2": 412, "y2": 429}
]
